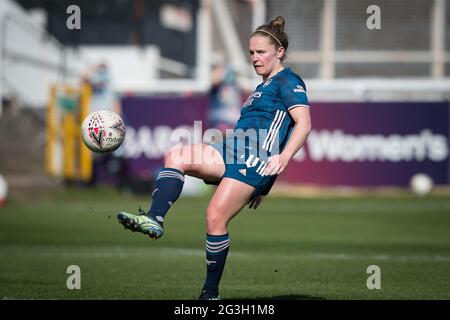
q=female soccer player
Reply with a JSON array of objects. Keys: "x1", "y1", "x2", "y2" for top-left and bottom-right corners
[{"x1": 117, "y1": 16, "x2": 312, "y2": 300}]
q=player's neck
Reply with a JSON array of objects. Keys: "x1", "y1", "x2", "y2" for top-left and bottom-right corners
[{"x1": 263, "y1": 65, "x2": 285, "y2": 82}]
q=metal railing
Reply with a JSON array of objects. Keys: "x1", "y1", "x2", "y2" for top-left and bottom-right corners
[{"x1": 0, "y1": 12, "x2": 87, "y2": 108}]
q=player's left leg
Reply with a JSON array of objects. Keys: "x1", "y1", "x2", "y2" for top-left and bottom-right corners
[{"x1": 199, "y1": 177, "x2": 256, "y2": 300}]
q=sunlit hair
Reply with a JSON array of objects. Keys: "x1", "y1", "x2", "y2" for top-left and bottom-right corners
[{"x1": 251, "y1": 16, "x2": 289, "y2": 61}]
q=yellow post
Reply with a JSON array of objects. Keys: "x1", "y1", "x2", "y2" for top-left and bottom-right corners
[
  {"x1": 62, "y1": 86, "x2": 79, "y2": 180},
  {"x1": 63, "y1": 112, "x2": 76, "y2": 179},
  {"x1": 79, "y1": 83, "x2": 93, "y2": 182},
  {"x1": 45, "y1": 85, "x2": 57, "y2": 176},
  {"x1": 46, "y1": 83, "x2": 94, "y2": 182}
]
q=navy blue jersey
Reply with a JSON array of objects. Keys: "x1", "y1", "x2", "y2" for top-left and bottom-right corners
[{"x1": 234, "y1": 67, "x2": 309, "y2": 155}]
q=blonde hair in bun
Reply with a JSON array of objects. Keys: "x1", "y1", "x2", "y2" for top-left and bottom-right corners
[{"x1": 252, "y1": 16, "x2": 289, "y2": 60}]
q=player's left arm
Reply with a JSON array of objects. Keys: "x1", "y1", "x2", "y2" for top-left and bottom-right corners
[{"x1": 263, "y1": 106, "x2": 312, "y2": 176}]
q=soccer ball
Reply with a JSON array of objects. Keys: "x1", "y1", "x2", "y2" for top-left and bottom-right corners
[
  {"x1": 81, "y1": 109, "x2": 126, "y2": 153},
  {"x1": 410, "y1": 173, "x2": 433, "y2": 196}
]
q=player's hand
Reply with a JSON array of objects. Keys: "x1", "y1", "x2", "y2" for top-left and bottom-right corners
[
  {"x1": 262, "y1": 154, "x2": 290, "y2": 176},
  {"x1": 247, "y1": 193, "x2": 262, "y2": 209}
]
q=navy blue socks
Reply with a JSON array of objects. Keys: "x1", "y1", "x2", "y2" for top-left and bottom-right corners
[
  {"x1": 148, "y1": 168, "x2": 230, "y2": 297},
  {"x1": 202, "y1": 233, "x2": 230, "y2": 296},
  {"x1": 147, "y1": 168, "x2": 184, "y2": 224}
]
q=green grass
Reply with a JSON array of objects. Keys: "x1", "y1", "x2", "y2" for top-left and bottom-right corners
[{"x1": 0, "y1": 186, "x2": 449, "y2": 300}]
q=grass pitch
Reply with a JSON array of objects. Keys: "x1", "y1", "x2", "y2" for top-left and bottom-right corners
[{"x1": 0, "y1": 186, "x2": 449, "y2": 300}]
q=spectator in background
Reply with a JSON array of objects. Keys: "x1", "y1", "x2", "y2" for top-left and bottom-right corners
[
  {"x1": 208, "y1": 62, "x2": 241, "y2": 135},
  {"x1": 82, "y1": 62, "x2": 121, "y2": 115}
]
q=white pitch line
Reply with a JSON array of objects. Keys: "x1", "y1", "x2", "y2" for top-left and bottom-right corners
[{"x1": 1, "y1": 245, "x2": 449, "y2": 262}]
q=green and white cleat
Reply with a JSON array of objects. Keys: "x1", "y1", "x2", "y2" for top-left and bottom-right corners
[{"x1": 117, "y1": 208, "x2": 164, "y2": 239}]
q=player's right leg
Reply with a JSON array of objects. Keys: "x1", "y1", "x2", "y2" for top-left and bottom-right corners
[{"x1": 117, "y1": 143, "x2": 225, "y2": 239}]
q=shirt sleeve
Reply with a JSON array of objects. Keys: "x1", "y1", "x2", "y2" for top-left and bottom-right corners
[{"x1": 279, "y1": 76, "x2": 309, "y2": 111}]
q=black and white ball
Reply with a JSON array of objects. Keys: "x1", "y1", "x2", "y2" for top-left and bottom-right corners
[{"x1": 81, "y1": 109, "x2": 125, "y2": 153}]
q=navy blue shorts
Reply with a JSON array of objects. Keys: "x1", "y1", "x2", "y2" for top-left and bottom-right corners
[{"x1": 204, "y1": 137, "x2": 277, "y2": 196}]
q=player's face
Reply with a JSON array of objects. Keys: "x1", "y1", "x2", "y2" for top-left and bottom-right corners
[{"x1": 249, "y1": 35, "x2": 283, "y2": 80}]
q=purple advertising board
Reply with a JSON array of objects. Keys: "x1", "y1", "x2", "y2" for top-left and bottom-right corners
[
  {"x1": 118, "y1": 96, "x2": 449, "y2": 187},
  {"x1": 116, "y1": 95, "x2": 209, "y2": 180},
  {"x1": 283, "y1": 102, "x2": 449, "y2": 186}
]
